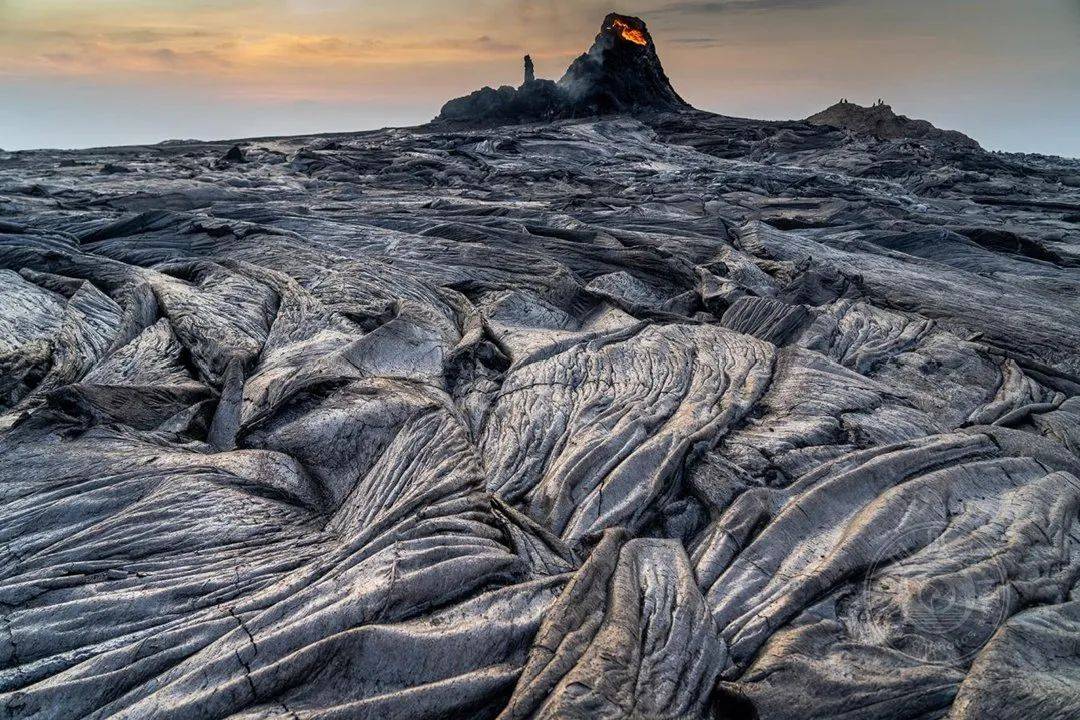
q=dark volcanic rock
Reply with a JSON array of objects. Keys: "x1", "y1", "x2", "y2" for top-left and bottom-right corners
[
  {"x1": 99, "y1": 162, "x2": 133, "y2": 174},
  {"x1": 557, "y1": 12, "x2": 689, "y2": 115},
  {"x1": 3, "y1": 12, "x2": 1080, "y2": 720},
  {"x1": 438, "y1": 13, "x2": 688, "y2": 123},
  {"x1": 523, "y1": 54, "x2": 535, "y2": 85},
  {"x1": 808, "y1": 99, "x2": 981, "y2": 148},
  {"x1": 221, "y1": 144, "x2": 247, "y2": 163},
  {"x1": 438, "y1": 79, "x2": 565, "y2": 123}
]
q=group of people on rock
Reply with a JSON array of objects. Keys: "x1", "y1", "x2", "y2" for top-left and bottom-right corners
[{"x1": 838, "y1": 97, "x2": 887, "y2": 106}]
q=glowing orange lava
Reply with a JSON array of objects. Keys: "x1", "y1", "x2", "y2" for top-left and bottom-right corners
[{"x1": 610, "y1": 19, "x2": 648, "y2": 46}]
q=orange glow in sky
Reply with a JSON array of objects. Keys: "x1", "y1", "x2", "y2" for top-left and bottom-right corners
[{"x1": 1, "y1": 0, "x2": 1077, "y2": 156}]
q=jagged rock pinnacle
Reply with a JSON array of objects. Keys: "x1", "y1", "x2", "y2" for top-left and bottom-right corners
[
  {"x1": 438, "y1": 12, "x2": 689, "y2": 123},
  {"x1": 558, "y1": 13, "x2": 689, "y2": 114},
  {"x1": 523, "y1": 54, "x2": 535, "y2": 85}
]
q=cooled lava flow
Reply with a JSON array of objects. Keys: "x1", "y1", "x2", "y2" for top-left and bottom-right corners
[{"x1": 6, "y1": 11, "x2": 1080, "y2": 720}]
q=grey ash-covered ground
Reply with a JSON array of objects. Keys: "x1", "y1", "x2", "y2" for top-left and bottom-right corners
[{"x1": 3, "y1": 13, "x2": 1080, "y2": 720}]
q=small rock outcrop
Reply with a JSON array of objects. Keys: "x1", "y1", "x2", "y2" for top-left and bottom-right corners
[
  {"x1": 807, "y1": 100, "x2": 981, "y2": 147},
  {"x1": 437, "y1": 80, "x2": 565, "y2": 123},
  {"x1": 221, "y1": 144, "x2": 246, "y2": 163}
]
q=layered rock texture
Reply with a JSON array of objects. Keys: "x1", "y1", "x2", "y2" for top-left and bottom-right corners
[{"x1": 3, "y1": 13, "x2": 1080, "y2": 720}]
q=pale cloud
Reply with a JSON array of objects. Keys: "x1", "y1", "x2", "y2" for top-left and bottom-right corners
[
  {"x1": 41, "y1": 52, "x2": 77, "y2": 65},
  {"x1": 649, "y1": 0, "x2": 851, "y2": 13},
  {"x1": 104, "y1": 28, "x2": 226, "y2": 44},
  {"x1": 3, "y1": 23, "x2": 523, "y2": 80},
  {"x1": 0, "y1": 0, "x2": 580, "y2": 81},
  {"x1": 670, "y1": 37, "x2": 721, "y2": 46}
]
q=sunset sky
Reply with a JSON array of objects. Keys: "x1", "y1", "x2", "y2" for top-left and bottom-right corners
[{"x1": 2, "y1": 0, "x2": 1078, "y2": 155}]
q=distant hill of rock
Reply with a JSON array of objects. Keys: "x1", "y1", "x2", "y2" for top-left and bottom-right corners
[{"x1": 807, "y1": 100, "x2": 981, "y2": 148}]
